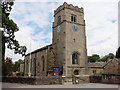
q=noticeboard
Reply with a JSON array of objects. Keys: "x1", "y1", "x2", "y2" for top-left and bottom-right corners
[{"x1": 53, "y1": 67, "x2": 60, "y2": 73}]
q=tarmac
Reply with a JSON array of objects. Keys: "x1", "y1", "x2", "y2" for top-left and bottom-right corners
[{"x1": 1, "y1": 82, "x2": 119, "y2": 88}]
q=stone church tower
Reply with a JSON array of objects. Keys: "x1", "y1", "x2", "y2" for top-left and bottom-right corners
[
  {"x1": 52, "y1": 2, "x2": 88, "y2": 76},
  {"x1": 24, "y1": 2, "x2": 88, "y2": 77}
]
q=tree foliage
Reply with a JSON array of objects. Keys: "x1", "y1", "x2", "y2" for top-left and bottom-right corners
[
  {"x1": 1, "y1": 0, "x2": 27, "y2": 57},
  {"x1": 88, "y1": 53, "x2": 115, "y2": 62},
  {"x1": 101, "y1": 53, "x2": 115, "y2": 62},
  {"x1": 2, "y1": 57, "x2": 14, "y2": 76},
  {"x1": 101, "y1": 55, "x2": 109, "y2": 62},
  {"x1": 116, "y1": 47, "x2": 120, "y2": 58},
  {"x1": 13, "y1": 59, "x2": 24, "y2": 72},
  {"x1": 2, "y1": 57, "x2": 24, "y2": 76},
  {"x1": 88, "y1": 54, "x2": 100, "y2": 62}
]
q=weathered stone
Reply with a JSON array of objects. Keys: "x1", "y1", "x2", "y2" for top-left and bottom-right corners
[{"x1": 24, "y1": 2, "x2": 88, "y2": 80}]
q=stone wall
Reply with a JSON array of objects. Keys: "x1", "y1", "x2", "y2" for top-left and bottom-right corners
[
  {"x1": 88, "y1": 68, "x2": 104, "y2": 75},
  {"x1": 35, "y1": 76, "x2": 62, "y2": 85},
  {"x1": 2, "y1": 76, "x2": 62, "y2": 85},
  {"x1": 101, "y1": 74, "x2": 120, "y2": 84},
  {"x1": 104, "y1": 59, "x2": 120, "y2": 75},
  {"x1": 24, "y1": 47, "x2": 49, "y2": 77},
  {"x1": 90, "y1": 75, "x2": 120, "y2": 84},
  {"x1": 2, "y1": 75, "x2": 120, "y2": 84},
  {"x1": 89, "y1": 75, "x2": 102, "y2": 83},
  {"x1": 2, "y1": 75, "x2": 90, "y2": 85},
  {"x1": 2, "y1": 76, "x2": 36, "y2": 84}
]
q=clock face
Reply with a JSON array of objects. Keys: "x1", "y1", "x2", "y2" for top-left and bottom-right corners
[
  {"x1": 73, "y1": 25, "x2": 78, "y2": 32},
  {"x1": 57, "y1": 25, "x2": 60, "y2": 32}
]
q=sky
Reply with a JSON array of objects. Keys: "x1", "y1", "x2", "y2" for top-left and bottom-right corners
[{"x1": 5, "y1": 0, "x2": 119, "y2": 62}]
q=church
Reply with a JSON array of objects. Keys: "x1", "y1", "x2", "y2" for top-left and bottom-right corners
[{"x1": 24, "y1": 2, "x2": 88, "y2": 77}]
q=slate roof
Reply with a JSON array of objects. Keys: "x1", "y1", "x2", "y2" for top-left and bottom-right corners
[
  {"x1": 25, "y1": 44, "x2": 52, "y2": 56},
  {"x1": 88, "y1": 62, "x2": 107, "y2": 68},
  {"x1": 88, "y1": 59, "x2": 119, "y2": 68}
]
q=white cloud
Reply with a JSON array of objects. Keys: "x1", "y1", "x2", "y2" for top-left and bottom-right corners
[
  {"x1": 84, "y1": 2, "x2": 118, "y2": 56},
  {"x1": 5, "y1": 1, "x2": 118, "y2": 62},
  {"x1": 6, "y1": 2, "x2": 58, "y2": 61},
  {"x1": 10, "y1": 2, "x2": 59, "y2": 28},
  {"x1": 58, "y1": 1, "x2": 118, "y2": 56}
]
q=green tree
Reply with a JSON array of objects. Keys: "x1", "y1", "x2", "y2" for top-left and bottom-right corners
[
  {"x1": 1, "y1": 0, "x2": 27, "y2": 62},
  {"x1": 13, "y1": 59, "x2": 23, "y2": 72},
  {"x1": 101, "y1": 55, "x2": 109, "y2": 62},
  {"x1": 116, "y1": 47, "x2": 120, "y2": 58},
  {"x1": 101, "y1": 53, "x2": 115, "y2": 62},
  {"x1": 108, "y1": 53, "x2": 115, "y2": 59},
  {"x1": 2, "y1": 57, "x2": 14, "y2": 76},
  {"x1": 88, "y1": 54, "x2": 100, "y2": 62}
]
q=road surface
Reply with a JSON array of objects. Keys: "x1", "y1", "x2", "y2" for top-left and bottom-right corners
[{"x1": 1, "y1": 82, "x2": 119, "y2": 88}]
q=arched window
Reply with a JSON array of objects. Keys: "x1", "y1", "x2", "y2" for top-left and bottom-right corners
[
  {"x1": 72, "y1": 52, "x2": 79, "y2": 64},
  {"x1": 31, "y1": 59, "x2": 32, "y2": 69},
  {"x1": 26, "y1": 60, "x2": 29, "y2": 73},
  {"x1": 42, "y1": 56, "x2": 45, "y2": 71},
  {"x1": 37, "y1": 62, "x2": 40, "y2": 73},
  {"x1": 33, "y1": 58, "x2": 36, "y2": 76}
]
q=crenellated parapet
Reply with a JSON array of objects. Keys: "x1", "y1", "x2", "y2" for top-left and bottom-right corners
[{"x1": 54, "y1": 2, "x2": 83, "y2": 16}]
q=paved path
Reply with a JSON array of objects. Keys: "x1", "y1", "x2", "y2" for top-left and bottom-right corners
[{"x1": 1, "y1": 82, "x2": 119, "y2": 88}]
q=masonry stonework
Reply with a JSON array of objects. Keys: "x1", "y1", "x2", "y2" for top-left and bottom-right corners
[{"x1": 24, "y1": 2, "x2": 88, "y2": 78}]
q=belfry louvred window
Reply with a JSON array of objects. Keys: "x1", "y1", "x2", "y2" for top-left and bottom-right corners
[
  {"x1": 71, "y1": 15, "x2": 76, "y2": 22},
  {"x1": 57, "y1": 16, "x2": 61, "y2": 25},
  {"x1": 42, "y1": 56, "x2": 45, "y2": 71}
]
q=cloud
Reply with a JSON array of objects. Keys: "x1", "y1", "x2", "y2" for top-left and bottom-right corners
[
  {"x1": 83, "y1": 2, "x2": 118, "y2": 56},
  {"x1": 6, "y1": 2, "x2": 58, "y2": 61},
  {"x1": 58, "y1": 1, "x2": 118, "y2": 56},
  {"x1": 5, "y1": 1, "x2": 118, "y2": 61}
]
